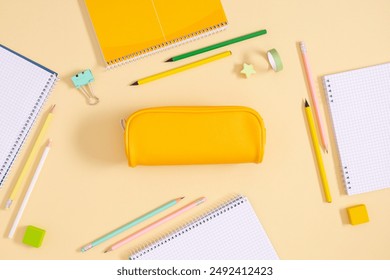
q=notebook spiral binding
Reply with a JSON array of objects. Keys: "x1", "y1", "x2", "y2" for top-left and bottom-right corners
[
  {"x1": 0, "y1": 75, "x2": 58, "y2": 187},
  {"x1": 343, "y1": 166, "x2": 351, "y2": 190},
  {"x1": 129, "y1": 194, "x2": 245, "y2": 260},
  {"x1": 106, "y1": 22, "x2": 228, "y2": 70},
  {"x1": 323, "y1": 77, "x2": 351, "y2": 191},
  {"x1": 324, "y1": 79, "x2": 334, "y2": 103}
]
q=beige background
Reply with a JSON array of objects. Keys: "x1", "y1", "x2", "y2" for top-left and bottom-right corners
[{"x1": 1, "y1": 0, "x2": 390, "y2": 260}]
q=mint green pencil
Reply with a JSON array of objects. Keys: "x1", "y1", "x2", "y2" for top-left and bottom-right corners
[
  {"x1": 81, "y1": 197, "x2": 184, "y2": 252},
  {"x1": 166, "y1": 29, "x2": 267, "y2": 62}
]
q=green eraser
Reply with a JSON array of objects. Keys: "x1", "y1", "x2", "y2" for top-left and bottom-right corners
[{"x1": 22, "y1": 225, "x2": 46, "y2": 248}]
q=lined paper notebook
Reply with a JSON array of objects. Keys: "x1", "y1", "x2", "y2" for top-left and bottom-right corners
[
  {"x1": 0, "y1": 44, "x2": 57, "y2": 187},
  {"x1": 129, "y1": 195, "x2": 278, "y2": 260},
  {"x1": 323, "y1": 62, "x2": 390, "y2": 195},
  {"x1": 84, "y1": 0, "x2": 228, "y2": 68}
]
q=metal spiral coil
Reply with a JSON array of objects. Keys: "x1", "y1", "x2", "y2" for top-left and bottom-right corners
[
  {"x1": 0, "y1": 75, "x2": 58, "y2": 186},
  {"x1": 106, "y1": 22, "x2": 228, "y2": 70},
  {"x1": 129, "y1": 193, "x2": 245, "y2": 260}
]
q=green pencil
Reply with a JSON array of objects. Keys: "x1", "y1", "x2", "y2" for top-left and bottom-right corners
[
  {"x1": 166, "y1": 29, "x2": 267, "y2": 62},
  {"x1": 81, "y1": 197, "x2": 184, "y2": 252}
]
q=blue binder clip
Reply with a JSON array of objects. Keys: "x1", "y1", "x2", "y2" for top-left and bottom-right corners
[{"x1": 71, "y1": 69, "x2": 99, "y2": 105}]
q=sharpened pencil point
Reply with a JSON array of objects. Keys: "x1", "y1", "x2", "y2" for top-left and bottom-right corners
[
  {"x1": 49, "y1": 104, "x2": 56, "y2": 113},
  {"x1": 5, "y1": 199, "x2": 12, "y2": 209},
  {"x1": 130, "y1": 81, "x2": 139, "y2": 86},
  {"x1": 104, "y1": 249, "x2": 111, "y2": 253},
  {"x1": 165, "y1": 58, "x2": 173, "y2": 62},
  {"x1": 304, "y1": 99, "x2": 309, "y2": 107}
]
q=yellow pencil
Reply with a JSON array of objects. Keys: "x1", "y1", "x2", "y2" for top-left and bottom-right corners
[
  {"x1": 131, "y1": 51, "x2": 232, "y2": 86},
  {"x1": 304, "y1": 99, "x2": 332, "y2": 203},
  {"x1": 5, "y1": 104, "x2": 56, "y2": 209}
]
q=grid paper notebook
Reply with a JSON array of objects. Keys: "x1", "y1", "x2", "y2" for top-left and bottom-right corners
[
  {"x1": 84, "y1": 0, "x2": 228, "y2": 68},
  {"x1": 0, "y1": 44, "x2": 57, "y2": 187},
  {"x1": 323, "y1": 62, "x2": 390, "y2": 195},
  {"x1": 129, "y1": 195, "x2": 278, "y2": 260}
]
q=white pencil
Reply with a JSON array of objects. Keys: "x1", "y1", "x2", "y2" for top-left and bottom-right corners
[{"x1": 8, "y1": 139, "x2": 52, "y2": 239}]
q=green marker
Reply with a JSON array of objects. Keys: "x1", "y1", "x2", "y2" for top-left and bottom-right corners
[
  {"x1": 166, "y1": 29, "x2": 267, "y2": 62},
  {"x1": 81, "y1": 197, "x2": 184, "y2": 252}
]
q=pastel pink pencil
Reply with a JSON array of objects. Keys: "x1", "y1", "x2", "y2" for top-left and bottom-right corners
[
  {"x1": 104, "y1": 197, "x2": 206, "y2": 253},
  {"x1": 300, "y1": 41, "x2": 329, "y2": 153}
]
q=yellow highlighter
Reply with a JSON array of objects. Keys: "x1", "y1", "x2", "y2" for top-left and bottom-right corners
[
  {"x1": 6, "y1": 105, "x2": 55, "y2": 209},
  {"x1": 304, "y1": 99, "x2": 332, "y2": 203},
  {"x1": 131, "y1": 51, "x2": 232, "y2": 86}
]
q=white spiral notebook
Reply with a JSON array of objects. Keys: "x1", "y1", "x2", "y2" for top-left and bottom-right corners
[
  {"x1": 129, "y1": 195, "x2": 278, "y2": 260},
  {"x1": 0, "y1": 44, "x2": 57, "y2": 187},
  {"x1": 323, "y1": 62, "x2": 390, "y2": 195}
]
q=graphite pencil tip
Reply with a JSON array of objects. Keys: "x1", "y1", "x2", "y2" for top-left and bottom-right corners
[
  {"x1": 165, "y1": 58, "x2": 173, "y2": 62},
  {"x1": 130, "y1": 81, "x2": 139, "y2": 86},
  {"x1": 49, "y1": 104, "x2": 56, "y2": 113}
]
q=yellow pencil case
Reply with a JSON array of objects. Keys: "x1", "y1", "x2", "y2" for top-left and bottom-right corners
[{"x1": 124, "y1": 106, "x2": 266, "y2": 167}]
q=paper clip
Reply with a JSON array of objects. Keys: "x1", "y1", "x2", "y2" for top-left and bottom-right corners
[{"x1": 71, "y1": 69, "x2": 99, "y2": 105}]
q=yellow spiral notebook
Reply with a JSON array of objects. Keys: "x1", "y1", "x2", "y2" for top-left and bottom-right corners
[{"x1": 84, "y1": 0, "x2": 228, "y2": 68}]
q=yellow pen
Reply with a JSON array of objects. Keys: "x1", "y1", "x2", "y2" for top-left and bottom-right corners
[
  {"x1": 6, "y1": 105, "x2": 56, "y2": 209},
  {"x1": 304, "y1": 99, "x2": 332, "y2": 203},
  {"x1": 131, "y1": 51, "x2": 232, "y2": 86}
]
